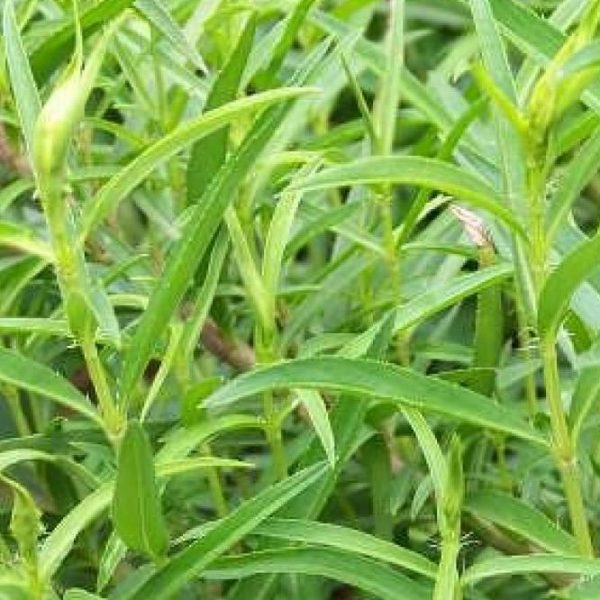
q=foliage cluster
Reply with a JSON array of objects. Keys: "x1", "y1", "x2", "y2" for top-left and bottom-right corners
[{"x1": 2, "y1": 0, "x2": 600, "y2": 598}]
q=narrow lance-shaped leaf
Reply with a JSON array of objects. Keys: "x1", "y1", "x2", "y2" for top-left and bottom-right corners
[
  {"x1": 295, "y1": 389, "x2": 335, "y2": 468},
  {"x1": 254, "y1": 518, "x2": 436, "y2": 578},
  {"x1": 0, "y1": 347, "x2": 101, "y2": 426},
  {"x1": 187, "y1": 14, "x2": 256, "y2": 204},
  {"x1": 340, "y1": 263, "x2": 513, "y2": 358},
  {"x1": 253, "y1": 0, "x2": 319, "y2": 88},
  {"x1": 469, "y1": 0, "x2": 518, "y2": 100},
  {"x1": 134, "y1": 0, "x2": 208, "y2": 73},
  {"x1": 203, "y1": 357, "x2": 547, "y2": 446},
  {"x1": 204, "y1": 547, "x2": 429, "y2": 600},
  {"x1": 0, "y1": 221, "x2": 53, "y2": 261},
  {"x1": 30, "y1": 0, "x2": 135, "y2": 83},
  {"x1": 464, "y1": 490, "x2": 578, "y2": 555},
  {"x1": 402, "y1": 409, "x2": 446, "y2": 525},
  {"x1": 290, "y1": 156, "x2": 526, "y2": 237},
  {"x1": 2, "y1": 0, "x2": 42, "y2": 161},
  {"x1": 462, "y1": 553, "x2": 600, "y2": 586},
  {"x1": 372, "y1": 0, "x2": 404, "y2": 155},
  {"x1": 112, "y1": 420, "x2": 169, "y2": 561},
  {"x1": 538, "y1": 229, "x2": 600, "y2": 337},
  {"x1": 4, "y1": 475, "x2": 42, "y2": 572},
  {"x1": 124, "y1": 463, "x2": 328, "y2": 600},
  {"x1": 546, "y1": 126, "x2": 600, "y2": 242}
]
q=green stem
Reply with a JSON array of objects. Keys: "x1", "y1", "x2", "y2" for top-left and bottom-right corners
[
  {"x1": 262, "y1": 389, "x2": 288, "y2": 481},
  {"x1": 175, "y1": 363, "x2": 229, "y2": 518},
  {"x1": 525, "y1": 136, "x2": 593, "y2": 555},
  {"x1": 433, "y1": 526, "x2": 461, "y2": 600},
  {"x1": 517, "y1": 305, "x2": 539, "y2": 420},
  {"x1": 80, "y1": 329, "x2": 122, "y2": 438},
  {"x1": 379, "y1": 194, "x2": 410, "y2": 366},
  {"x1": 541, "y1": 336, "x2": 593, "y2": 556},
  {"x1": 202, "y1": 443, "x2": 229, "y2": 518},
  {"x1": 528, "y1": 164, "x2": 548, "y2": 293},
  {"x1": 2, "y1": 383, "x2": 30, "y2": 437},
  {"x1": 255, "y1": 308, "x2": 287, "y2": 480},
  {"x1": 40, "y1": 182, "x2": 121, "y2": 437}
]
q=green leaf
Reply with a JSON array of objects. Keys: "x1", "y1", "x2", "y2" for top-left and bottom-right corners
[
  {"x1": 294, "y1": 389, "x2": 335, "y2": 468},
  {"x1": 2, "y1": 0, "x2": 41, "y2": 161},
  {"x1": 205, "y1": 547, "x2": 430, "y2": 600},
  {"x1": 0, "y1": 318, "x2": 68, "y2": 338},
  {"x1": 80, "y1": 87, "x2": 314, "y2": 239},
  {"x1": 39, "y1": 482, "x2": 114, "y2": 581},
  {"x1": 372, "y1": 0, "x2": 404, "y2": 154},
  {"x1": 186, "y1": 14, "x2": 255, "y2": 204},
  {"x1": 339, "y1": 264, "x2": 513, "y2": 358},
  {"x1": 339, "y1": 53, "x2": 377, "y2": 145},
  {"x1": 64, "y1": 590, "x2": 104, "y2": 600},
  {"x1": 290, "y1": 157, "x2": 525, "y2": 237},
  {"x1": 0, "y1": 347, "x2": 101, "y2": 426},
  {"x1": 204, "y1": 357, "x2": 546, "y2": 446},
  {"x1": 112, "y1": 420, "x2": 169, "y2": 561},
  {"x1": 262, "y1": 177, "x2": 307, "y2": 314},
  {"x1": 547, "y1": 127, "x2": 600, "y2": 242},
  {"x1": 123, "y1": 463, "x2": 327, "y2": 600},
  {"x1": 462, "y1": 554, "x2": 600, "y2": 586},
  {"x1": 139, "y1": 323, "x2": 183, "y2": 421},
  {"x1": 560, "y1": 40, "x2": 600, "y2": 78},
  {"x1": 570, "y1": 363, "x2": 600, "y2": 444},
  {"x1": 180, "y1": 230, "x2": 230, "y2": 362},
  {"x1": 464, "y1": 490, "x2": 578, "y2": 555},
  {"x1": 538, "y1": 230, "x2": 600, "y2": 337},
  {"x1": 401, "y1": 409, "x2": 446, "y2": 525},
  {"x1": 0, "y1": 449, "x2": 56, "y2": 473},
  {"x1": 468, "y1": 0, "x2": 518, "y2": 100},
  {"x1": 253, "y1": 0, "x2": 319, "y2": 88},
  {"x1": 224, "y1": 206, "x2": 270, "y2": 329},
  {"x1": 4, "y1": 475, "x2": 42, "y2": 569},
  {"x1": 472, "y1": 251, "x2": 504, "y2": 396},
  {"x1": 157, "y1": 414, "x2": 264, "y2": 464},
  {"x1": 134, "y1": 0, "x2": 208, "y2": 73},
  {"x1": 30, "y1": 0, "x2": 135, "y2": 83},
  {"x1": 97, "y1": 531, "x2": 126, "y2": 592},
  {"x1": 254, "y1": 518, "x2": 436, "y2": 578},
  {"x1": 363, "y1": 435, "x2": 393, "y2": 540},
  {"x1": 0, "y1": 221, "x2": 52, "y2": 261}
]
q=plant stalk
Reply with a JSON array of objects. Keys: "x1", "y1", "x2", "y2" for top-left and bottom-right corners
[
  {"x1": 80, "y1": 328, "x2": 122, "y2": 438},
  {"x1": 540, "y1": 336, "x2": 594, "y2": 556},
  {"x1": 526, "y1": 150, "x2": 593, "y2": 556},
  {"x1": 433, "y1": 527, "x2": 461, "y2": 600}
]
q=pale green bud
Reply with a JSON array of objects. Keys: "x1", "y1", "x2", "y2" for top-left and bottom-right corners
[
  {"x1": 443, "y1": 435, "x2": 464, "y2": 529},
  {"x1": 527, "y1": 0, "x2": 600, "y2": 138},
  {"x1": 32, "y1": 23, "x2": 116, "y2": 184},
  {"x1": 33, "y1": 64, "x2": 86, "y2": 180}
]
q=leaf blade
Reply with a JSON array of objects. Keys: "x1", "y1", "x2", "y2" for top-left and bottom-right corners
[{"x1": 204, "y1": 357, "x2": 546, "y2": 446}]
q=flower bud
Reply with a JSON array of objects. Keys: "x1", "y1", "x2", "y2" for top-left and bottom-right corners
[
  {"x1": 32, "y1": 23, "x2": 115, "y2": 184},
  {"x1": 527, "y1": 0, "x2": 600, "y2": 138},
  {"x1": 33, "y1": 63, "x2": 86, "y2": 180},
  {"x1": 443, "y1": 435, "x2": 464, "y2": 529}
]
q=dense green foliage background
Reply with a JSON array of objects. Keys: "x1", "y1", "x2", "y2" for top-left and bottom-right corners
[{"x1": 2, "y1": 0, "x2": 600, "y2": 598}]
